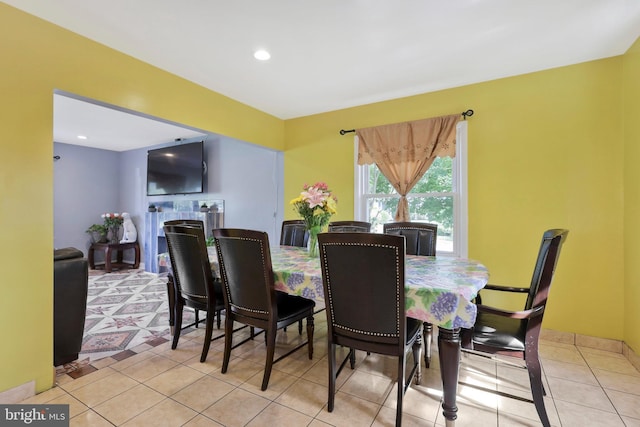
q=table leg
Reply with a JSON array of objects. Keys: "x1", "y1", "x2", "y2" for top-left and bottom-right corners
[
  {"x1": 167, "y1": 274, "x2": 176, "y2": 336},
  {"x1": 438, "y1": 326, "x2": 461, "y2": 426},
  {"x1": 104, "y1": 247, "x2": 113, "y2": 273},
  {"x1": 133, "y1": 243, "x2": 140, "y2": 269}
]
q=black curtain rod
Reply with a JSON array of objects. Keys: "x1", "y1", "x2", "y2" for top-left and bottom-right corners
[{"x1": 339, "y1": 109, "x2": 474, "y2": 135}]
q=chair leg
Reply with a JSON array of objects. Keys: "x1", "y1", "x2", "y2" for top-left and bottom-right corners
[
  {"x1": 423, "y1": 322, "x2": 432, "y2": 368},
  {"x1": 194, "y1": 309, "x2": 199, "y2": 327},
  {"x1": 298, "y1": 319, "x2": 303, "y2": 335},
  {"x1": 306, "y1": 315, "x2": 315, "y2": 359},
  {"x1": 397, "y1": 353, "x2": 406, "y2": 426},
  {"x1": 328, "y1": 343, "x2": 336, "y2": 412},
  {"x1": 216, "y1": 309, "x2": 222, "y2": 329},
  {"x1": 261, "y1": 328, "x2": 277, "y2": 391},
  {"x1": 526, "y1": 349, "x2": 551, "y2": 427},
  {"x1": 349, "y1": 348, "x2": 356, "y2": 369},
  {"x1": 221, "y1": 318, "x2": 234, "y2": 374},
  {"x1": 412, "y1": 336, "x2": 423, "y2": 385},
  {"x1": 200, "y1": 309, "x2": 215, "y2": 362},
  {"x1": 171, "y1": 301, "x2": 184, "y2": 350}
]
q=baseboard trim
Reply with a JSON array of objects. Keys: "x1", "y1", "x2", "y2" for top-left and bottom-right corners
[
  {"x1": 0, "y1": 380, "x2": 35, "y2": 404},
  {"x1": 541, "y1": 328, "x2": 640, "y2": 371}
]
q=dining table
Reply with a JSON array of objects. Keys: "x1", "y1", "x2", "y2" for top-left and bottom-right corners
[{"x1": 161, "y1": 244, "x2": 489, "y2": 426}]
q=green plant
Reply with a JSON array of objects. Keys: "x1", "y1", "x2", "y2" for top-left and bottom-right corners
[
  {"x1": 86, "y1": 224, "x2": 108, "y2": 235},
  {"x1": 205, "y1": 236, "x2": 215, "y2": 247}
]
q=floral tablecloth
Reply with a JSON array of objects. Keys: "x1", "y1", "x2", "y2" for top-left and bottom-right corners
[{"x1": 159, "y1": 244, "x2": 489, "y2": 329}]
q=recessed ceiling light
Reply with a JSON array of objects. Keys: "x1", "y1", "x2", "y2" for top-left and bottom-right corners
[
  {"x1": 254, "y1": 49, "x2": 271, "y2": 61},
  {"x1": 77, "y1": 135, "x2": 87, "y2": 140}
]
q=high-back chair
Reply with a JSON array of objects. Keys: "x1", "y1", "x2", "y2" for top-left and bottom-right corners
[
  {"x1": 163, "y1": 224, "x2": 225, "y2": 362},
  {"x1": 280, "y1": 219, "x2": 309, "y2": 247},
  {"x1": 461, "y1": 229, "x2": 569, "y2": 427},
  {"x1": 213, "y1": 228, "x2": 316, "y2": 391},
  {"x1": 163, "y1": 219, "x2": 207, "y2": 331},
  {"x1": 383, "y1": 221, "x2": 437, "y2": 257},
  {"x1": 384, "y1": 221, "x2": 438, "y2": 367},
  {"x1": 327, "y1": 220, "x2": 371, "y2": 233},
  {"x1": 318, "y1": 232, "x2": 422, "y2": 427}
]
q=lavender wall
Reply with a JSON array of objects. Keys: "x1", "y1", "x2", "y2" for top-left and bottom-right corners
[{"x1": 53, "y1": 135, "x2": 284, "y2": 265}]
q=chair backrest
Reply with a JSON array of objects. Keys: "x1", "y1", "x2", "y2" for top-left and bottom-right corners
[
  {"x1": 318, "y1": 232, "x2": 406, "y2": 350},
  {"x1": 163, "y1": 219, "x2": 204, "y2": 229},
  {"x1": 383, "y1": 222, "x2": 437, "y2": 256},
  {"x1": 163, "y1": 224, "x2": 214, "y2": 303},
  {"x1": 328, "y1": 221, "x2": 371, "y2": 233},
  {"x1": 280, "y1": 220, "x2": 309, "y2": 247},
  {"x1": 525, "y1": 229, "x2": 569, "y2": 312},
  {"x1": 213, "y1": 228, "x2": 276, "y2": 321}
]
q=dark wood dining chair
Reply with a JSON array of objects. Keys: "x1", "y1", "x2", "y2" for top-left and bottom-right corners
[
  {"x1": 163, "y1": 219, "x2": 208, "y2": 331},
  {"x1": 318, "y1": 232, "x2": 422, "y2": 427},
  {"x1": 383, "y1": 221, "x2": 438, "y2": 368},
  {"x1": 213, "y1": 228, "x2": 316, "y2": 391},
  {"x1": 163, "y1": 224, "x2": 225, "y2": 362},
  {"x1": 461, "y1": 229, "x2": 569, "y2": 427},
  {"x1": 280, "y1": 219, "x2": 309, "y2": 247},
  {"x1": 327, "y1": 220, "x2": 371, "y2": 233}
]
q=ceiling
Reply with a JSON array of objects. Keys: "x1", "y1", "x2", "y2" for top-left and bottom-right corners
[{"x1": 6, "y1": 0, "x2": 640, "y2": 151}]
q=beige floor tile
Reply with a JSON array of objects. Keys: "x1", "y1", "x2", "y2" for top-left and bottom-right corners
[
  {"x1": 119, "y1": 354, "x2": 179, "y2": 383},
  {"x1": 372, "y1": 404, "x2": 432, "y2": 427},
  {"x1": 144, "y1": 364, "x2": 206, "y2": 396},
  {"x1": 92, "y1": 384, "x2": 165, "y2": 425},
  {"x1": 108, "y1": 351, "x2": 154, "y2": 372},
  {"x1": 497, "y1": 411, "x2": 547, "y2": 426},
  {"x1": 434, "y1": 399, "x2": 497, "y2": 427},
  {"x1": 581, "y1": 352, "x2": 640, "y2": 376},
  {"x1": 339, "y1": 369, "x2": 394, "y2": 404},
  {"x1": 547, "y1": 377, "x2": 615, "y2": 413},
  {"x1": 621, "y1": 416, "x2": 640, "y2": 427},
  {"x1": 303, "y1": 356, "x2": 354, "y2": 389},
  {"x1": 208, "y1": 357, "x2": 264, "y2": 386},
  {"x1": 182, "y1": 351, "x2": 224, "y2": 375},
  {"x1": 70, "y1": 409, "x2": 114, "y2": 427},
  {"x1": 19, "y1": 386, "x2": 67, "y2": 404},
  {"x1": 382, "y1": 384, "x2": 442, "y2": 421},
  {"x1": 496, "y1": 386, "x2": 560, "y2": 426},
  {"x1": 576, "y1": 335, "x2": 623, "y2": 353},
  {"x1": 593, "y1": 368, "x2": 640, "y2": 395},
  {"x1": 171, "y1": 375, "x2": 235, "y2": 412},
  {"x1": 605, "y1": 389, "x2": 640, "y2": 419},
  {"x1": 275, "y1": 378, "x2": 328, "y2": 417},
  {"x1": 539, "y1": 343, "x2": 587, "y2": 366},
  {"x1": 308, "y1": 419, "x2": 334, "y2": 426},
  {"x1": 121, "y1": 398, "x2": 198, "y2": 427},
  {"x1": 201, "y1": 388, "x2": 271, "y2": 427},
  {"x1": 57, "y1": 367, "x2": 118, "y2": 392},
  {"x1": 159, "y1": 338, "x2": 206, "y2": 363},
  {"x1": 182, "y1": 414, "x2": 225, "y2": 426},
  {"x1": 540, "y1": 358, "x2": 598, "y2": 385},
  {"x1": 47, "y1": 393, "x2": 89, "y2": 419},
  {"x1": 314, "y1": 391, "x2": 381, "y2": 427},
  {"x1": 246, "y1": 402, "x2": 313, "y2": 426},
  {"x1": 554, "y1": 400, "x2": 625, "y2": 427},
  {"x1": 91, "y1": 357, "x2": 117, "y2": 370},
  {"x1": 68, "y1": 371, "x2": 139, "y2": 407},
  {"x1": 240, "y1": 367, "x2": 298, "y2": 400}
]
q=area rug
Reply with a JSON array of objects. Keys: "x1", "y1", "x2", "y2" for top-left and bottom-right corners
[{"x1": 77, "y1": 268, "x2": 191, "y2": 362}]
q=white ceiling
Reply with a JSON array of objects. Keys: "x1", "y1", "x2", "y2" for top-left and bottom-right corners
[{"x1": 6, "y1": 0, "x2": 640, "y2": 151}]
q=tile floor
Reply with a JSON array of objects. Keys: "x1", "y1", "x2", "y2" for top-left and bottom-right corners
[{"x1": 23, "y1": 313, "x2": 640, "y2": 426}]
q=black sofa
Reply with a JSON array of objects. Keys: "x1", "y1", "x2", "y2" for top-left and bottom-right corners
[{"x1": 54, "y1": 247, "x2": 88, "y2": 366}]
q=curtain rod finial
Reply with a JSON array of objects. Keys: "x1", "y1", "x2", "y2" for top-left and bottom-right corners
[{"x1": 462, "y1": 109, "x2": 474, "y2": 119}]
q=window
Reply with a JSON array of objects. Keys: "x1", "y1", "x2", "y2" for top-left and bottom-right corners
[{"x1": 355, "y1": 121, "x2": 468, "y2": 257}]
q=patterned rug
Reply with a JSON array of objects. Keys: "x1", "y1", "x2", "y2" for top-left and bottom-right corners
[{"x1": 76, "y1": 268, "x2": 188, "y2": 362}]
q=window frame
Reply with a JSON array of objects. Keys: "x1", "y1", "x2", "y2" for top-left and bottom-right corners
[{"x1": 354, "y1": 121, "x2": 468, "y2": 257}]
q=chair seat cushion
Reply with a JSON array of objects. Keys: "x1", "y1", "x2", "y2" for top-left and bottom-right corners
[
  {"x1": 472, "y1": 312, "x2": 527, "y2": 352},
  {"x1": 276, "y1": 291, "x2": 315, "y2": 322}
]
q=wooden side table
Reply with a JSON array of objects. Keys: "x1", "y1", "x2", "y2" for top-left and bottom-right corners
[{"x1": 88, "y1": 241, "x2": 140, "y2": 273}]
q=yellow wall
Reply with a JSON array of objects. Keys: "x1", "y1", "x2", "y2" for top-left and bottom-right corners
[
  {"x1": 624, "y1": 37, "x2": 640, "y2": 353},
  {"x1": 1, "y1": 1, "x2": 638, "y2": 397},
  {"x1": 285, "y1": 57, "x2": 626, "y2": 341},
  {"x1": 0, "y1": 4, "x2": 283, "y2": 394}
]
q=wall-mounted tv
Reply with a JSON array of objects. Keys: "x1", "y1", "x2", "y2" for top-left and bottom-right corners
[{"x1": 146, "y1": 141, "x2": 205, "y2": 196}]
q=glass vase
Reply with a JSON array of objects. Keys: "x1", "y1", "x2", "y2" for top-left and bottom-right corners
[
  {"x1": 307, "y1": 227, "x2": 319, "y2": 257},
  {"x1": 109, "y1": 225, "x2": 121, "y2": 244}
]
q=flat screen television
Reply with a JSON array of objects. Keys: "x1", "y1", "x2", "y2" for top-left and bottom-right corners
[{"x1": 146, "y1": 141, "x2": 204, "y2": 196}]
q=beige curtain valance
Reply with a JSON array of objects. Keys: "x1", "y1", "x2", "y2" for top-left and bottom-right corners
[{"x1": 355, "y1": 114, "x2": 460, "y2": 221}]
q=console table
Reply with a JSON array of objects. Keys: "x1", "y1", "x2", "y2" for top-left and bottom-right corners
[{"x1": 88, "y1": 241, "x2": 140, "y2": 273}]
